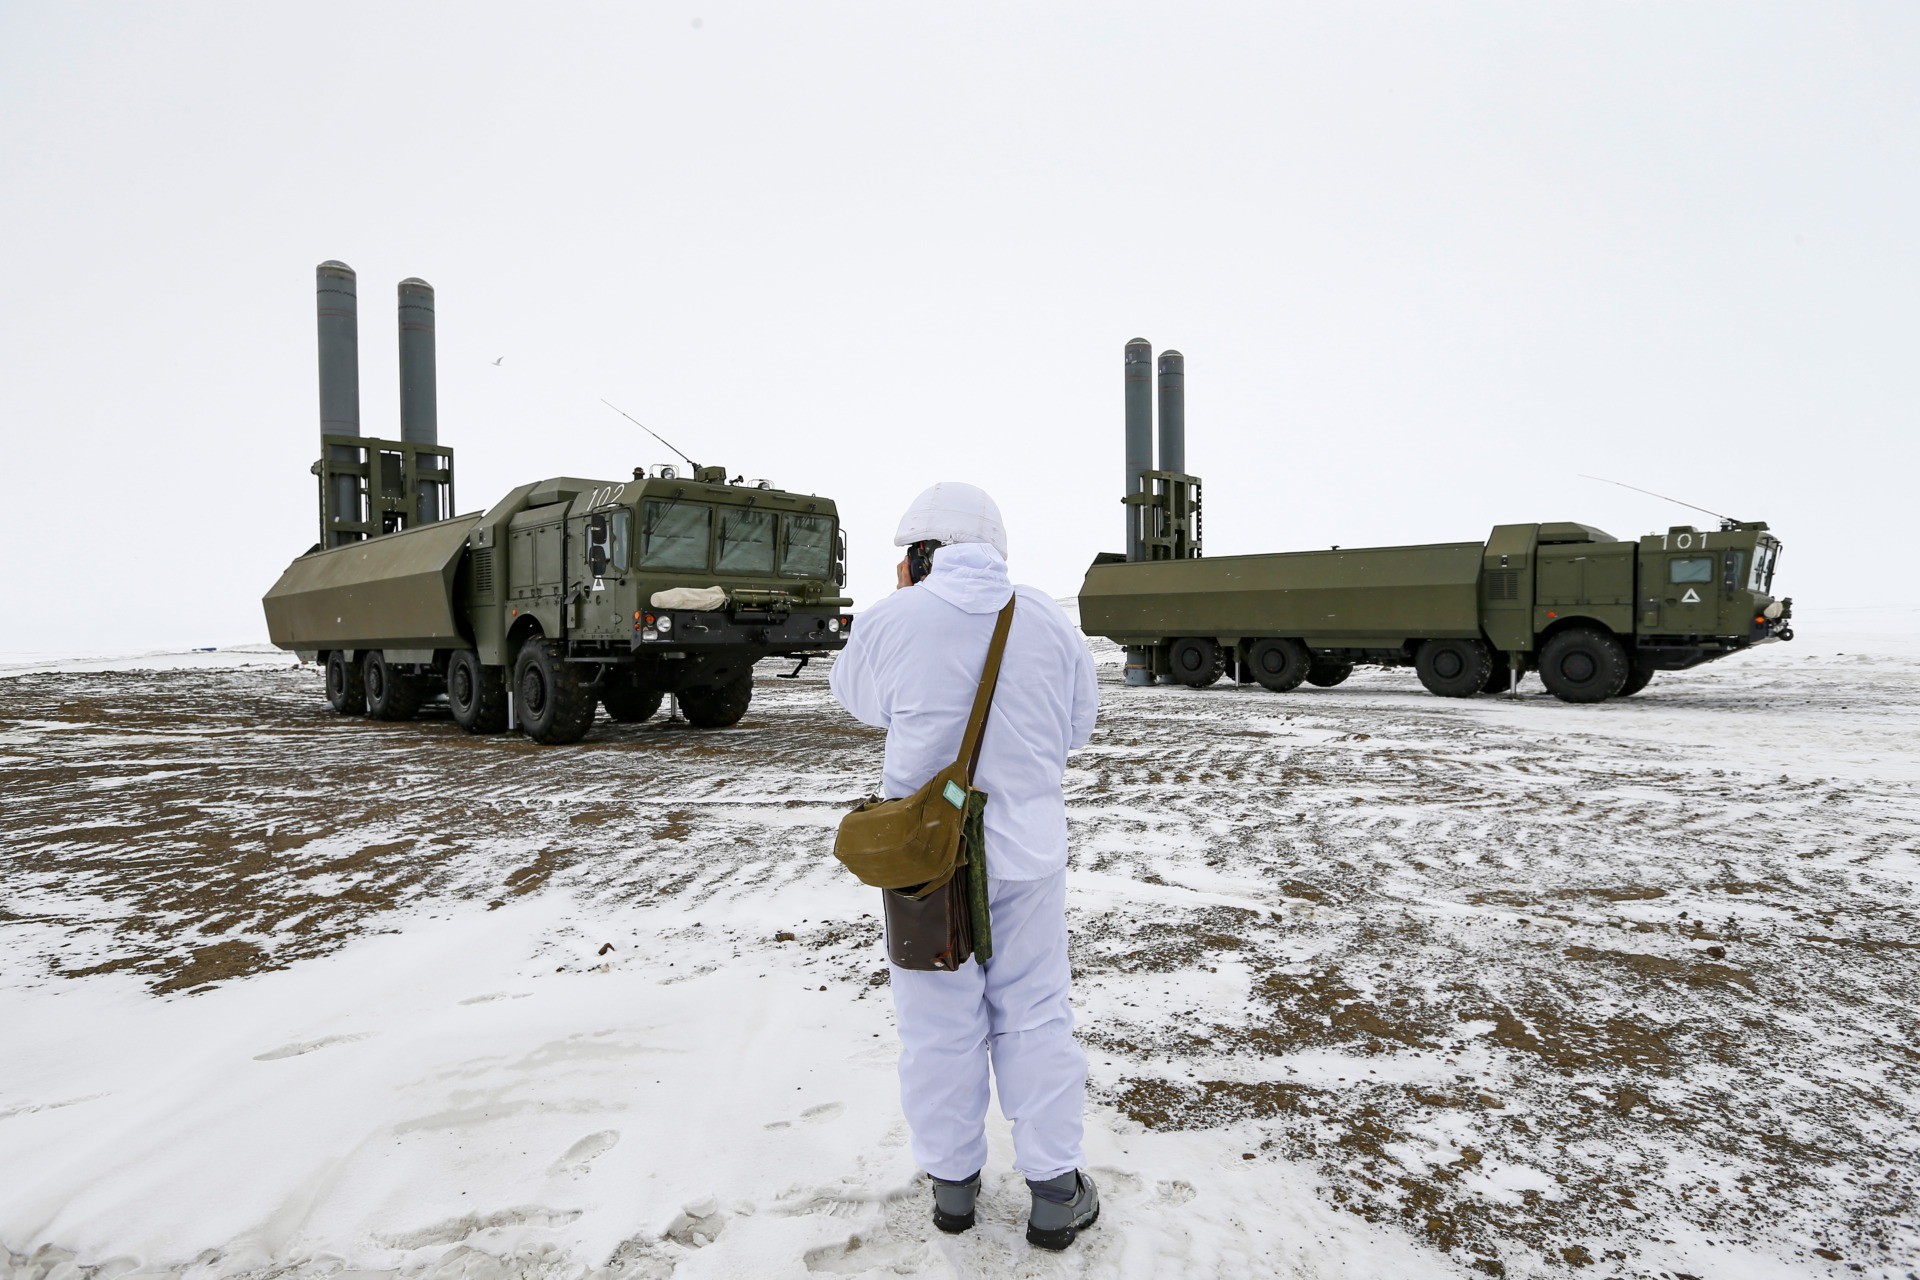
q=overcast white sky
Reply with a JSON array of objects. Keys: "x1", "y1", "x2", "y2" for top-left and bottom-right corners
[{"x1": 2, "y1": 2, "x2": 1914, "y2": 650}]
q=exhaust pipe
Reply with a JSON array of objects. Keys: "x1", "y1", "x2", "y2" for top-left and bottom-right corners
[
  {"x1": 397, "y1": 277, "x2": 440, "y2": 524},
  {"x1": 1157, "y1": 349, "x2": 1184, "y2": 476},
  {"x1": 316, "y1": 261, "x2": 361, "y2": 546}
]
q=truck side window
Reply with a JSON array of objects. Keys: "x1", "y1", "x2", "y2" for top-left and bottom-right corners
[
  {"x1": 608, "y1": 509, "x2": 631, "y2": 573},
  {"x1": 640, "y1": 501, "x2": 711, "y2": 570},
  {"x1": 717, "y1": 509, "x2": 775, "y2": 573},
  {"x1": 1670, "y1": 557, "x2": 1714, "y2": 584},
  {"x1": 781, "y1": 515, "x2": 834, "y2": 577}
]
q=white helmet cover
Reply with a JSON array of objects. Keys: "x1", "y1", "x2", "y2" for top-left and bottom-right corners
[{"x1": 893, "y1": 482, "x2": 1008, "y2": 558}]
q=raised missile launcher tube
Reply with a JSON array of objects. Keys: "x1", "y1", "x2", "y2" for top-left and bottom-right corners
[
  {"x1": 396, "y1": 277, "x2": 443, "y2": 527},
  {"x1": 315, "y1": 262, "x2": 362, "y2": 547},
  {"x1": 1079, "y1": 347, "x2": 1793, "y2": 704},
  {"x1": 1122, "y1": 339, "x2": 1155, "y2": 685}
]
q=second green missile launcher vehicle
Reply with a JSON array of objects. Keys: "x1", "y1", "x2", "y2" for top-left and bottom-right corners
[
  {"x1": 1078, "y1": 341, "x2": 1793, "y2": 704},
  {"x1": 262, "y1": 263, "x2": 851, "y2": 744}
]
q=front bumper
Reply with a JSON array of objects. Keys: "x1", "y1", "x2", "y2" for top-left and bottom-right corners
[{"x1": 633, "y1": 608, "x2": 852, "y2": 654}]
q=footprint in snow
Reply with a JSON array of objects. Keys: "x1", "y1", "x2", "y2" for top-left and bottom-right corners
[
  {"x1": 802, "y1": 1101, "x2": 845, "y2": 1123},
  {"x1": 253, "y1": 1032, "x2": 371, "y2": 1061},
  {"x1": 804, "y1": 1233, "x2": 936, "y2": 1275},
  {"x1": 379, "y1": 1204, "x2": 582, "y2": 1248},
  {"x1": 665, "y1": 1196, "x2": 727, "y2": 1248},
  {"x1": 550, "y1": 1128, "x2": 620, "y2": 1175}
]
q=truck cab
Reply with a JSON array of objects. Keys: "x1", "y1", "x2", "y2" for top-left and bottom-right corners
[
  {"x1": 1635, "y1": 522, "x2": 1789, "y2": 651},
  {"x1": 458, "y1": 464, "x2": 852, "y2": 741}
]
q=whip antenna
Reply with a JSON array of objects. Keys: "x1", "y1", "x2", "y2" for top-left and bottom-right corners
[
  {"x1": 1579, "y1": 474, "x2": 1733, "y2": 524},
  {"x1": 601, "y1": 399, "x2": 697, "y2": 470}
]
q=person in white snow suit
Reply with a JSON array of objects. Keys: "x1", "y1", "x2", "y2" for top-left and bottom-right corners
[{"x1": 829, "y1": 481, "x2": 1102, "y2": 1251}]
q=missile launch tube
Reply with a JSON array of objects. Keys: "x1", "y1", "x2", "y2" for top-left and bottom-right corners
[
  {"x1": 1124, "y1": 338, "x2": 1153, "y2": 562},
  {"x1": 316, "y1": 261, "x2": 361, "y2": 546},
  {"x1": 1157, "y1": 349, "x2": 1185, "y2": 476},
  {"x1": 397, "y1": 277, "x2": 440, "y2": 524}
]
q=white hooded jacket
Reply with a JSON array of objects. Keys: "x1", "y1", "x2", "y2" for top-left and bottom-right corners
[{"x1": 829, "y1": 543, "x2": 1099, "y2": 882}]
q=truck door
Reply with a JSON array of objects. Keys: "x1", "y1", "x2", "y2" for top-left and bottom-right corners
[{"x1": 1663, "y1": 551, "x2": 1718, "y2": 635}]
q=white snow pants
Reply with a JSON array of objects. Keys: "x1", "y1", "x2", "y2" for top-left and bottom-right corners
[{"x1": 887, "y1": 871, "x2": 1086, "y2": 1182}]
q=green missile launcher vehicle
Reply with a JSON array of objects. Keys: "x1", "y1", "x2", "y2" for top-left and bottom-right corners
[
  {"x1": 1078, "y1": 341, "x2": 1793, "y2": 704},
  {"x1": 262, "y1": 263, "x2": 851, "y2": 744}
]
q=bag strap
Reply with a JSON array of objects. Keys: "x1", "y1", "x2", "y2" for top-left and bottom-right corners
[{"x1": 956, "y1": 596, "x2": 1017, "y2": 784}]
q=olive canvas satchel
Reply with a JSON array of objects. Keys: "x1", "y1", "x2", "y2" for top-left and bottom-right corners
[{"x1": 832, "y1": 597, "x2": 1015, "y2": 970}]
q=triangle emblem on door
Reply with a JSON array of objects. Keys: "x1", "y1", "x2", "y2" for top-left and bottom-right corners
[{"x1": 1682, "y1": 587, "x2": 1701, "y2": 604}]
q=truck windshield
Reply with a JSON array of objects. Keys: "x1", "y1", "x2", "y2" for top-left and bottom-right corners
[
  {"x1": 717, "y1": 508, "x2": 775, "y2": 573},
  {"x1": 1749, "y1": 544, "x2": 1779, "y2": 592},
  {"x1": 781, "y1": 514, "x2": 834, "y2": 577},
  {"x1": 640, "y1": 501, "x2": 710, "y2": 570}
]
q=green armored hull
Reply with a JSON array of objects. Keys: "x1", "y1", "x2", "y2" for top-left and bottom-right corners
[
  {"x1": 264, "y1": 513, "x2": 481, "y2": 653},
  {"x1": 1080, "y1": 541, "x2": 1486, "y2": 649}
]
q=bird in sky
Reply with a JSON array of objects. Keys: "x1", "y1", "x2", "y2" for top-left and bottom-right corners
[{"x1": 491, "y1": 356, "x2": 505, "y2": 366}]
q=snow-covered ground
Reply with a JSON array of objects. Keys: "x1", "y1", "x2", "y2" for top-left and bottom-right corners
[{"x1": 2, "y1": 607, "x2": 1915, "y2": 1279}]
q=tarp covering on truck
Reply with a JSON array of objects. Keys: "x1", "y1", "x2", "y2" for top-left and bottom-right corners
[{"x1": 262, "y1": 514, "x2": 482, "y2": 652}]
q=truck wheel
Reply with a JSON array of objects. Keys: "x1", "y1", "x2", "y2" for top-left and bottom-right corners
[
  {"x1": 1305, "y1": 661, "x2": 1352, "y2": 688},
  {"x1": 1415, "y1": 638, "x2": 1494, "y2": 698},
  {"x1": 325, "y1": 651, "x2": 366, "y2": 715},
  {"x1": 1166, "y1": 638, "x2": 1224, "y2": 688},
  {"x1": 513, "y1": 639, "x2": 596, "y2": 743},
  {"x1": 1248, "y1": 638, "x2": 1310, "y2": 692},
  {"x1": 1537, "y1": 627, "x2": 1630, "y2": 703},
  {"x1": 678, "y1": 674, "x2": 753, "y2": 728},
  {"x1": 1617, "y1": 663, "x2": 1656, "y2": 698},
  {"x1": 448, "y1": 650, "x2": 508, "y2": 733},
  {"x1": 364, "y1": 652, "x2": 422, "y2": 721},
  {"x1": 601, "y1": 685, "x2": 664, "y2": 723},
  {"x1": 1482, "y1": 663, "x2": 1513, "y2": 694}
]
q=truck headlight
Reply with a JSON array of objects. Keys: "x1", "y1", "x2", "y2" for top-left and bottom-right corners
[
  {"x1": 1763, "y1": 602, "x2": 1783, "y2": 621},
  {"x1": 656, "y1": 615, "x2": 673, "y2": 634},
  {"x1": 827, "y1": 617, "x2": 841, "y2": 634}
]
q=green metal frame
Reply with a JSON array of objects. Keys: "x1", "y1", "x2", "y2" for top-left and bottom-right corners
[
  {"x1": 313, "y1": 434, "x2": 456, "y2": 544},
  {"x1": 1125, "y1": 469, "x2": 1202, "y2": 562}
]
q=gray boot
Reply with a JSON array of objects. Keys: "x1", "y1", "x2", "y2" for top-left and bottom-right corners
[
  {"x1": 930, "y1": 1171, "x2": 980, "y2": 1234},
  {"x1": 1026, "y1": 1170, "x2": 1099, "y2": 1250}
]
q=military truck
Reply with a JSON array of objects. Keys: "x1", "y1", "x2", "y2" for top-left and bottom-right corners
[
  {"x1": 262, "y1": 263, "x2": 852, "y2": 744},
  {"x1": 1077, "y1": 341, "x2": 1793, "y2": 704}
]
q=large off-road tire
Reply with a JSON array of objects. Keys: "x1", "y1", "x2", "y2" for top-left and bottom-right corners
[
  {"x1": 1617, "y1": 662, "x2": 1656, "y2": 698},
  {"x1": 1166, "y1": 637, "x2": 1224, "y2": 688},
  {"x1": 1305, "y1": 661, "x2": 1352, "y2": 688},
  {"x1": 1482, "y1": 662, "x2": 1513, "y2": 694},
  {"x1": 678, "y1": 673, "x2": 753, "y2": 728},
  {"x1": 447, "y1": 649, "x2": 508, "y2": 733},
  {"x1": 513, "y1": 639, "x2": 596, "y2": 743},
  {"x1": 1537, "y1": 626, "x2": 1630, "y2": 703},
  {"x1": 1415, "y1": 638, "x2": 1494, "y2": 698},
  {"x1": 364, "y1": 651, "x2": 423, "y2": 721},
  {"x1": 601, "y1": 684, "x2": 665, "y2": 723},
  {"x1": 1247, "y1": 638, "x2": 1311, "y2": 692},
  {"x1": 325, "y1": 651, "x2": 366, "y2": 715}
]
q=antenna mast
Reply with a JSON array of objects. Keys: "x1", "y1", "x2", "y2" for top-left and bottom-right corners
[
  {"x1": 601, "y1": 399, "x2": 697, "y2": 470},
  {"x1": 1579, "y1": 474, "x2": 1735, "y2": 526}
]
